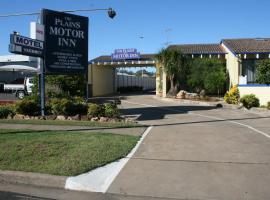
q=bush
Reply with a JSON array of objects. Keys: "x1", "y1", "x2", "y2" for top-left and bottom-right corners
[
  {"x1": 255, "y1": 59, "x2": 270, "y2": 84},
  {"x1": 104, "y1": 103, "x2": 120, "y2": 118},
  {"x1": 0, "y1": 105, "x2": 15, "y2": 119},
  {"x1": 87, "y1": 103, "x2": 104, "y2": 117},
  {"x1": 224, "y1": 85, "x2": 240, "y2": 104},
  {"x1": 240, "y1": 94, "x2": 260, "y2": 109},
  {"x1": 267, "y1": 102, "x2": 270, "y2": 110},
  {"x1": 187, "y1": 58, "x2": 226, "y2": 94},
  {"x1": 50, "y1": 98, "x2": 87, "y2": 116},
  {"x1": 16, "y1": 99, "x2": 40, "y2": 116}
]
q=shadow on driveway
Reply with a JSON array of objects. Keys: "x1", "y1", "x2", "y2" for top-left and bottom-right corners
[{"x1": 120, "y1": 105, "x2": 217, "y2": 121}]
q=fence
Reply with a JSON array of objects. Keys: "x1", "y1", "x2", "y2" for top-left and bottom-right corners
[{"x1": 116, "y1": 74, "x2": 156, "y2": 90}]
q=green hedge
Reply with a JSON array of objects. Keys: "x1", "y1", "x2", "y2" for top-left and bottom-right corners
[
  {"x1": 240, "y1": 94, "x2": 260, "y2": 109},
  {"x1": 0, "y1": 105, "x2": 14, "y2": 119},
  {"x1": 50, "y1": 98, "x2": 87, "y2": 116}
]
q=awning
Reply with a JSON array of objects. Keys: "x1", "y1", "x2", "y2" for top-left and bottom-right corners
[{"x1": 0, "y1": 65, "x2": 38, "y2": 72}]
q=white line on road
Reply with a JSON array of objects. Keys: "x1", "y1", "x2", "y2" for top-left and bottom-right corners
[
  {"x1": 122, "y1": 100, "x2": 270, "y2": 139},
  {"x1": 65, "y1": 126, "x2": 153, "y2": 193}
]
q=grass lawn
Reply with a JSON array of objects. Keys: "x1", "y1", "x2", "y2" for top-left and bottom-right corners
[
  {"x1": 0, "y1": 119, "x2": 143, "y2": 128},
  {"x1": 0, "y1": 129, "x2": 139, "y2": 176}
]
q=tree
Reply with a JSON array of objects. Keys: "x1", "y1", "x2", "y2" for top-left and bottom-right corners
[
  {"x1": 156, "y1": 48, "x2": 188, "y2": 96},
  {"x1": 32, "y1": 75, "x2": 86, "y2": 98},
  {"x1": 187, "y1": 58, "x2": 226, "y2": 94},
  {"x1": 255, "y1": 59, "x2": 270, "y2": 85}
]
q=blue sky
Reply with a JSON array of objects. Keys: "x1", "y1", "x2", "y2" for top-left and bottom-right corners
[{"x1": 0, "y1": 0, "x2": 270, "y2": 60}]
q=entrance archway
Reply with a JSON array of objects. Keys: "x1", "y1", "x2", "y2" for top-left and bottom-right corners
[{"x1": 88, "y1": 54, "x2": 165, "y2": 97}]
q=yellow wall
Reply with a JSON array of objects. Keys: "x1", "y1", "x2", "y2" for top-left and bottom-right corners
[
  {"x1": 239, "y1": 86, "x2": 270, "y2": 106},
  {"x1": 221, "y1": 43, "x2": 239, "y2": 86},
  {"x1": 90, "y1": 64, "x2": 115, "y2": 97}
]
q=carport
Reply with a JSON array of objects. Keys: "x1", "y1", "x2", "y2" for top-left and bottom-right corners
[{"x1": 88, "y1": 54, "x2": 166, "y2": 97}]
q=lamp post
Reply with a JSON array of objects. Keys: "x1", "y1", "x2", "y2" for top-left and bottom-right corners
[{"x1": 0, "y1": 8, "x2": 117, "y2": 18}]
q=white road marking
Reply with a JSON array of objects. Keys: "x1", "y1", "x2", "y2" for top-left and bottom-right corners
[
  {"x1": 122, "y1": 100, "x2": 270, "y2": 139},
  {"x1": 65, "y1": 126, "x2": 153, "y2": 193}
]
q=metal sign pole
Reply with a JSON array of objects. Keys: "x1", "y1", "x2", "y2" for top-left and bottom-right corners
[
  {"x1": 40, "y1": 58, "x2": 45, "y2": 117},
  {"x1": 40, "y1": 10, "x2": 45, "y2": 117}
]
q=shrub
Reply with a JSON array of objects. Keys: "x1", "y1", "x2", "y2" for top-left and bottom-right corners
[
  {"x1": 255, "y1": 59, "x2": 270, "y2": 84},
  {"x1": 224, "y1": 85, "x2": 240, "y2": 104},
  {"x1": 104, "y1": 103, "x2": 120, "y2": 118},
  {"x1": 267, "y1": 102, "x2": 270, "y2": 110},
  {"x1": 50, "y1": 98, "x2": 87, "y2": 116},
  {"x1": 16, "y1": 99, "x2": 40, "y2": 116},
  {"x1": 88, "y1": 103, "x2": 104, "y2": 117},
  {"x1": 240, "y1": 94, "x2": 260, "y2": 109},
  {"x1": 187, "y1": 58, "x2": 226, "y2": 94},
  {"x1": 0, "y1": 105, "x2": 14, "y2": 119}
]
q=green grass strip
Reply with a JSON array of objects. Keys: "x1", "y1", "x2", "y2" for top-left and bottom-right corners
[
  {"x1": 0, "y1": 119, "x2": 144, "y2": 128},
  {"x1": 0, "y1": 129, "x2": 140, "y2": 176}
]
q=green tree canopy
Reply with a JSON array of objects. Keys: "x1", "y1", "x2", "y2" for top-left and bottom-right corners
[
  {"x1": 255, "y1": 59, "x2": 270, "y2": 85},
  {"x1": 187, "y1": 58, "x2": 226, "y2": 94},
  {"x1": 156, "y1": 48, "x2": 188, "y2": 96}
]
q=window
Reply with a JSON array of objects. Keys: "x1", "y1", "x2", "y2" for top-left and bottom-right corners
[{"x1": 242, "y1": 60, "x2": 256, "y2": 84}]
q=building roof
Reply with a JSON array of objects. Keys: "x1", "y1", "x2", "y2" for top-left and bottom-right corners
[
  {"x1": 222, "y1": 38, "x2": 270, "y2": 54},
  {"x1": 168, "y1": 44, "x2": 226, "y2": 54},
  {"x1": 90, "y1": 54, "x2": 156, "y2": 63}
]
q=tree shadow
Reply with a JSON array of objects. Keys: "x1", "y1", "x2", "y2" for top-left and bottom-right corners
[
  {"x1": 153, "y1": 116, "x2": 270, "y2": 127},
  {"x1": 119, "y1": 105, "x2": 218, "y2": 121}
]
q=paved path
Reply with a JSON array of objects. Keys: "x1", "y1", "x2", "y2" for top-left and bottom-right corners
[{"x1": 107, "y1": 94, "x2": 270, "y2": 200}]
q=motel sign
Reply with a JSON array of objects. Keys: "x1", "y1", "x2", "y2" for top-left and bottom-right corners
[{"x1": 9, "y1": 34, "x2": 44, "y2": 57}]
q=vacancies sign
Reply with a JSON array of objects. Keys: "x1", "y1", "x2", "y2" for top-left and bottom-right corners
[
  {"x1": 42, "y1": 9, "x2": 88, "y2": 74},
  {"x1": 9, "y1": 34, "x2": 44, "y2": 57}
]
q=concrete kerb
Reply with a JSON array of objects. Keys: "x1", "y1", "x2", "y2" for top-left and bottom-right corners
[{"x1": 0, "y1": 170, "x2": 67, "y2": 189}]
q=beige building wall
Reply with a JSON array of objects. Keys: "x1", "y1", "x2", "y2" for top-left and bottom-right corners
[
  {"x1": 238, "y1": 86, "x2": 270, "y2": 106},
  {"x1": 221, "y1": 43, "x2": 239, "y2": 86},
  {"x1": 90, "y1": 64, "x2": 115, "y2": 97},
  {"x1": 155, "y1": 63, "x2": 162, "y2": 96}
]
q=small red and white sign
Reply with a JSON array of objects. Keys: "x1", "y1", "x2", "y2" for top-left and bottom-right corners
[{"x1": 30, "y1": 22, "x2": 44, "y2": 41}]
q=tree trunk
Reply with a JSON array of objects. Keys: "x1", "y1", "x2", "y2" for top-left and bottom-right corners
[{"x1": 167, "y1": 76, "x2": 179, "y2": 97}]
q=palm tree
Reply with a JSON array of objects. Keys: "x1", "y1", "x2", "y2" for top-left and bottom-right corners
[{"x1": 156, "y1": 48, "x2": 187, "y2": 97}]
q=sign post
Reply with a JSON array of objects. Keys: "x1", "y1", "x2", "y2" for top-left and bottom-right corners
[
  {"x1": 41, "y1": 9, "x2": 88, "y2": 74},
  {"x1": 8, "y1": 8, "x2": 89, "y2": 117}
]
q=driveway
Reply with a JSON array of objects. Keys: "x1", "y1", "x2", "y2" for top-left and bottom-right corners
[{"x1": 108, "y1": 93, "x2": 270, "y2": 200}]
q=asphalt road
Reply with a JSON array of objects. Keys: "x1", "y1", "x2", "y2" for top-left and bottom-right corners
[
  {"x1": 1, "y1": 93, "x2": 270, "y2": 200},
  {"x1": 0, "y1": 92, "x2": 17, "y2": 101}
]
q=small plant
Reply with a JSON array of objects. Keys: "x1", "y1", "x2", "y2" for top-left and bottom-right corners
[
  {"x1": 104, "y1": 103, "x2": 120, "y2": 118},
  {"x1": 224, "y1": 85, "x2": 240, "y2": 104},
  {"x1": 240, "y1": 94, "x2": 260, "y2": 109},
  {"x1": 16, "y1": 99, "x2": 40, "y2": 116},
  {"x1": 0, "y1": 105, "x2": 14, "y2": 119},
  {"x1": 50, "y1": 98, "x2": 87, "y2": 116},
  {"x1": 88, "y1": 103, "x2": 104, "y2": 117}
]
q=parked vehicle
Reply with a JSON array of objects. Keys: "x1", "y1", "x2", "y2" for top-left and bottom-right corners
[{"x1": 3, "y1": 77, "x2": 34, "y2": 99}]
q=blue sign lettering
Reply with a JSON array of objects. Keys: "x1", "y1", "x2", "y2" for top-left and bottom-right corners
[{"x1": 111, "y1": 49, "x2": 140, "y2": 60}]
